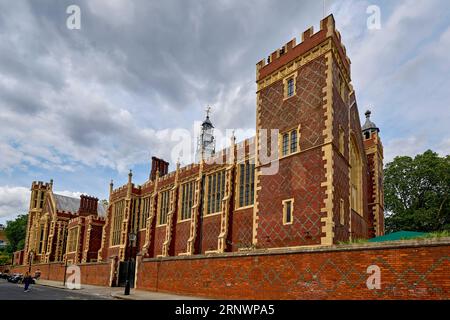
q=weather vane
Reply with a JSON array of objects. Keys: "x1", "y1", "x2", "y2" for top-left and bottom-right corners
[{"x1": 205, "y1": 105, "x2": 212, "y2": 117}]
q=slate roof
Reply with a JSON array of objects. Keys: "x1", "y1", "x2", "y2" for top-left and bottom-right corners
[
  {"x1": 53, "y1": 194, "x2": 106, "y2": 217},
  {"x1": 54, "y1": 194, "x2": 80, "y2": 214}
]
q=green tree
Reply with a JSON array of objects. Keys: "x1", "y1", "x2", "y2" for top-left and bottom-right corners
[
  {"x1": 4, "y1": 214, "x2": 28, "y2": 254},
  {"x1": 384, "y1": 150, "x2": 450, "y2": 233}
]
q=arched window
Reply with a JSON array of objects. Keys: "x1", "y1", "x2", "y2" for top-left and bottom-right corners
[{"x1": 350, "y1": 135, "x2": 363, "y2": 215}]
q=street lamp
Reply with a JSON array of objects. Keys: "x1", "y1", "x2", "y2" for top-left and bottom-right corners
[
  {"x1": 124, "y1": 231, "x2": 137, "y2": 296},
  {"x1": 28, "y1": 250, "x2": 34, "y2": 274}
]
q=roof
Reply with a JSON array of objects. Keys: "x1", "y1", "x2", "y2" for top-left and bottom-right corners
[
  {"x1": 368, "y1": 231, "x2": 427, "y2": 242},
  {"x1": 97, "y1": 202, "x2": 107, "y2": 217},
  {"x1": 53, "y1": 194, "x2": 106, "y2": 217},
  {"x1": 201, "y1": 116, "x2": 214, "y2": 129},
  {"x1": 54, "y1": 194, "x2": 80, "y2": 214},
  {"x1": 362, "y1": 110, "x2": 379, "y2": 132}
]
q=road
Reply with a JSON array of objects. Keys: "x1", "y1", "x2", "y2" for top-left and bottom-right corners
[{"x1": 0, "y1": 279, "x2": 113, "y2": 300}]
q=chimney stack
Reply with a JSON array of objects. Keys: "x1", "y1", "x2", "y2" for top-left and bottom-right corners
[
  {"x1": 78, "y1": 195, "x2": 99, "y2": 216},
  {"x1": 150, "y1": 156, "x2": 169, "y2": 181}
]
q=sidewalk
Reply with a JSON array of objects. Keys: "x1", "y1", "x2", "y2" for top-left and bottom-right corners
[{"x1": 35, "y1": 279, "x2": 206, "y2": 300}]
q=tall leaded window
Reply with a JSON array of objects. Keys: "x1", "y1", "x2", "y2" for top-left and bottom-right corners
[
  {"x1": 39, "y1": 191, "x2": 45, "y2": 209},
  {"x1": 139, "y1": 197, "x2": 151, "y2": 229},
  {"x1": 206, "y1": 170, "x2": 225, "y2": 215},
  {"x1": 283, "y1": 199, "x2": 294, "y2": 225},
  {"x1": 287, "y1": 78, "x2": 295, "y2": 97},
  {"x1": 33, "y1": 190, "x2": 38, "y2": 208},
  {"x1": 111, "y1": 200, "x2": 125, "y2": 246},
  {"x1": 180, "y1": 181, "x2": 195, "y2": 221},
  {"x1": 282, "y1": 133, "x2": 289, "y2": 156},
  {"x1": 158, "y1": 190, "x2": 170, "y2": 225},
  {"x1": 350, "y1": 136, "x2": 363, "y2": 215},
  {"x1": 67, "y1": 227, "x2": 78, "y2": 253},
  {"x1": 38, "y1": 224, "x2": 45, "y2": 253},
  {"x1": 290, "y1": 130, "x2": 298, "y2": 153},
  {"x1": 130, "y1": 198, "x2": 140, "y2": 232},
  {"x1": 281, "y1": 129, "x2": 299, "y2": 157},
  {"x1": 238, "y1": 162, "x2": 255, "y2": 208}
]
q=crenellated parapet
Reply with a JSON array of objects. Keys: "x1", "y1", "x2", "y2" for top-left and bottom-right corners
[{"x1": 256, "y1": 14, "x2": 351, "y2": 89}]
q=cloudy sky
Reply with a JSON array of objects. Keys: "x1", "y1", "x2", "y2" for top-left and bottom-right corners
[{"x1": 0, "y1": 0, "x2": 449, "y2": 224}]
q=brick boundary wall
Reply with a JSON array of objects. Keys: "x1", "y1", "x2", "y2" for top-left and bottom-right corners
[
  {"x1": 2, "y1": 262, "x2": 110, "y2": 287},
  {"x1": 136, "y1": 239, "x2": 450, "y2": 300},
  {"x1": 2, "y1": 239, "x2": 449, "y2": 299}
]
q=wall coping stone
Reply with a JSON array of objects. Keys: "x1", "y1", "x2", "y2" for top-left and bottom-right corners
[{"x1": 142, "y1": 237, "x2": 450, "y2": 262}]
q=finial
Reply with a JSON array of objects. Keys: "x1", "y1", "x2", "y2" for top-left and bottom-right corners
[
  {"x1": 365, "y1": 110, "x2": 372, "y2": 119},
  {"x1": 49, "y1": 179, "x2": 53, "y2": 189},
  {"x1": 205, "y1": 105, "x2": 211, "y2": 118},
  {"x1": 110, "y1": 179, "x2": 114, "y2": 186},
  {"x1": 128, "y1": 170, "x2": 133, "y2": 184},
  {"x1": 231, "y1": 130, "x2": 236, "y2": 144}
]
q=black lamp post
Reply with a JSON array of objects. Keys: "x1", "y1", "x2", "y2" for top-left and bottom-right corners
[
  {"x1": 124, "y1": 231, "x2": 136, "y2": 296},
  {"x1": 28, "y1": 250, "x2": 34, "y2": 274}
]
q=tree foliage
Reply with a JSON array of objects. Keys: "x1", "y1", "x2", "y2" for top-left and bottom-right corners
[
  {"x1": 4, "y1": 214, "x2": 28, "y2": 254},
  {"x1": 384, "y1": 150, "x2": 450, "y2": 233}
]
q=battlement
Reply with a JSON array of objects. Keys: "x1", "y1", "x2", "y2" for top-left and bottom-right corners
[
  {"x1": 256, "y1": 14, "x2": 351, "y2": 81},
  {"x1": 31, "y1": 180, "x2": 51, "y2": 189}
]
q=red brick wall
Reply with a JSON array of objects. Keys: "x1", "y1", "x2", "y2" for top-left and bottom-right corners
[
  {"x1": 200, "y1": 214, "x2": 221, "y2": 253},
  {"x1": 87, "y1": 223, "x2": 104, "y2": 262},
  {"x1": 331, "y1": 59, "x2": 351, "y2": 243},
  {"x1": 230, "y1": 208, "x2": 253, "y2": 251},
  {"x1": 173, "y1": 220, "x2": 190, "y2": 255},
  {"x1": 136, "y1": 240, "x2": 450, "y2": 300},
  {"x1": 8, "y1": 262, "x2": 110, "y2": 287},
  {"x1": 153, "y1": 226, "x2": 166, "y2": 257},
  {"x1": 256, "y1": 55, "x2": 328, "y2": 249}
]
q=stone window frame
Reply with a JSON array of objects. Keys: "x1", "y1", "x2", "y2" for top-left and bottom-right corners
[
  {"x1": 110, "y1": 199, "x2": 125, "y2": 247},
  {"x1": 203, "y1": 169, "x2": 226, "y2": 216},
  {"x1": 178, "y1": 179, "x2": 196, "y2": 222},
  {"x1": 350, "y1": 133, "x2": 363, "y2": 216},
  {"x1": 235, "y1": 160, "x2": 256, "y2": 209},
  {"x1": 139, "y1": 196, "x2": 151, "y2": 230},
  {"x1": 67, "y1": 226, "x2": 79, "y2": 253},
  {"x1": 283, "y1": 71, "x2": 298, "y2": 100},
  {"x1": 157, "y1": 188, "x2": 171, "y2": 226},
  {"x1": 282, "y1": 198, "x2": 294, "y2": 225},
  {"x1": 278, "y1": 125, "x2": 301, "y2": 159}
]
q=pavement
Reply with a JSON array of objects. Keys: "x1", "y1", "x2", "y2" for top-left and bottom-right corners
[
  {"x1": 0, "y1": 278, "x2": 206, "y2": 300},
  {"x1": 0, "y1": 278, "x2": 112, "y2": 300}
]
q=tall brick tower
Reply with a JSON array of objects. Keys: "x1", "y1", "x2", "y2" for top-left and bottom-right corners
[
  {"x1": 23, "y1": 181, "x2": 52, "y2": 264},
  {"x1": 363, "y1": 110, "x2": 384, "y2": 237},
  {"x1": 253, "y1": 14, "x2": 373, "y2": 249}
]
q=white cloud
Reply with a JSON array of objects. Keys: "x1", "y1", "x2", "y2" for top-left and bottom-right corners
[
  {"x1": 0, "y1": 186, "x2": 30, "y2": 223},
  {"x1": 53, "y1": 190, "x2": 84, "y2": 198}
]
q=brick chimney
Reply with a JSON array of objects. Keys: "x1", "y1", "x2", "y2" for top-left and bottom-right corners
[
  {"x1": 78, "y1": 195, "x2": 99, "y2": 216},
  {"x1": 150, "y1": 156, "x2": 169, "y2": 181}
]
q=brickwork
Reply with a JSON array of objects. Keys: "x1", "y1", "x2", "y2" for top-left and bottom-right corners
[
  {"x1": 200, "y1": 214, "x2": 222, "y2": 253},
  {"x1": 6, "y1": 262, "x2": 110, "y2": 287},
  {"x1": 136, "y1": 240, "x2": 450, "y2": 300},
  {"x1": 15, "y1": 16, "x2": 390, "y2": 301},
  {"x1": 230, "y1": 208, "x2": 253, "y2": 251}
]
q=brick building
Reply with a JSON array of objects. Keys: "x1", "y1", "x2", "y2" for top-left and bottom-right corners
[
  {"x1": 20, "y1": 15, "x2": 384, "y2": 288},
  {"x1": 22, "y1": 181, "x2": 106, "y2": 265}
]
